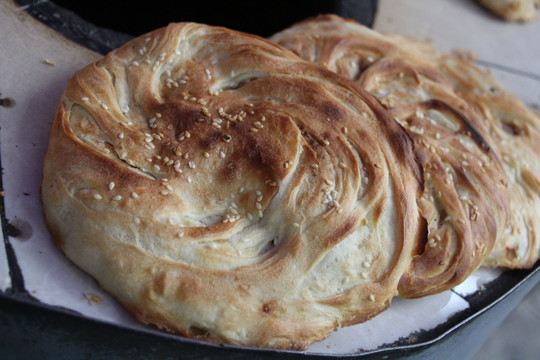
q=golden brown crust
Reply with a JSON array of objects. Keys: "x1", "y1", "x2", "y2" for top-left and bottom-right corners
[
  {"x1": 271, "y1": 14, "x2": 511, "y2": 298},
  {"x1": 42, "y1": 22, "x2": 422, "y2": 349}
]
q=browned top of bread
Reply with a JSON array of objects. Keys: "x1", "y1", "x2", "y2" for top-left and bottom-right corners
[
  {"x1": 271, "y1": 14, "x2": 511, "y2": 298},
  {"x1": 42, "y1": 22, "x2": 423, "y2": 349}
]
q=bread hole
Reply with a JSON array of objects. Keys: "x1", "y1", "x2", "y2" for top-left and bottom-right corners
[
  {"x1": 258, "y1": 237, "x2": 278, "y2": 255},
  {"x1": 214, "y1": 71, "x2": 267, "y2": 91},
  {"x1": 501, "y1": 122, "x2": 522, "y2": 136},
  {"x1": 188, "y1": 325, "x2": 210, "y2": 337}
]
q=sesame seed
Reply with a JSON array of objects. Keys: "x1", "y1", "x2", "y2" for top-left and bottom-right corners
[
  {"x1": 247, "y1": 213, "x2": 253, "y2": 220},
  {"x1": 187, "y1": 176, "x2": 192, "y2": 183},
  {"x1": 253, "y1": 121, "x2": 264, "y2": 129},
  {"x1": 220, "y1": 151, "x2": 226, "y2": 158},
  {"x1": 81, "y1": 96, "x2": 89, "y2": 102},
  {"x1": 339, "y1": 162, "x2": 347, "y2": 169},
  {"x1": 160, "y1": 190, "x2": 169, "y2": 196},
  {"x1": 93, "y1": 194, "x2": 102, "y2": 200},
  {"x1": 256, "y1": 202, "x2": 262, "y2": 210},
  {"x1": 311, "y1": 164, "x2": 319, "y2": 169},
  {"x1": 293, "y1": 222, "x2": 300, "y2": 228},
  {"x1": 258, "y1": 210, "x2": 263, "y2": 218},
  {"x1": 112, "y1": 195, "x2": 122, "y2": 201},
  {"x1": 250, "y1": 127, "x2": 259, "y2": 133},
  {"x1": 177, "y1": 231, "x2": 184, "y2": 237},
  {"x1": 256, "y1": 195, "x2": 263, "y2": 202},
  {"x1": 131, "y1": 192, "x2": 139, "y2": 199},
  {"x1": 322, "y1": 139, "x2": 330, "y2": 146},
  {"x1": 156, "y1": 113, "x2": 162, "y2": 118},
  {"x1": 363, "y1": 261, "x2": 371, "y2": 268},
  {"x1": 342, "y1": 126, "x2": 348, "y2": 134},
  {"x1": 134, "y1": 217, "x2": 141, "y2": 224},
  {"x1": 204, "y1": 152, "x2": 210, "y2": 158},
  {"x1": 369, "y1": 294, "x2": 375, "y2": 302},
  {"x1": 118, "y1": 133, "x2": 125, "y2": 139},
  {"x1": 101, "y1": 103, "x2": 109, "y2": 110},
  {"x1": 108, "y1": 182, "x2": 115, "y2": 190},
  {"x1": 324, "y1": 179, "x2": 334, "y2": 186}
]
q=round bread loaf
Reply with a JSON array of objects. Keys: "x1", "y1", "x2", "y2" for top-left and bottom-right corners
[
  {"x1": 394, "y1": 35, "x2": 540, "y2": 269},
  {"x1": 271, "y1": 15, "x2": 511, "y2": 298},
  {"x1": 42, "y1": 22, "x2": 422, "y2": 349}
]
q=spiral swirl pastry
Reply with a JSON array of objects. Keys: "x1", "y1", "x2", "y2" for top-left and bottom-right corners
[
  {"x1": 42, "y1": 23, "x2": 422, "y2": 349},
  {"x1": 271, "y1": 15, "x2": 511, "y2": 298},
  {"x1": 396, "y1": 37, "x2": 540, "y2": 269}
]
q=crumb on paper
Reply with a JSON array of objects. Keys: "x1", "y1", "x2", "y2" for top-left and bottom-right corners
[
  {"x1": 451, "y1": 48, "x2": 478, "y2": 61},
  {"x1": 84, "y1": 292, "x2": 104, "y2": 305},
  {"x1": 43, "y1": 58, "x2": 56, "y2": 66}
]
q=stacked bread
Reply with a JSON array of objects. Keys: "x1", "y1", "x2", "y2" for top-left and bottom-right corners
[{"x1": 41, "y1": 15, "x2": 540, "y2": 350}]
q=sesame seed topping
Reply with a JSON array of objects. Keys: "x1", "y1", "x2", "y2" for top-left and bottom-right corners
[
  {"x1": 204, "y1": 152, "x2": 210, "y2": 158},
  {"x1": 108, "y1": 182, "x2": 115, "y2": 190},
  {"x1": 220, "y1": 151, "x2": 226, "y2": 158},
  {"x1": 112, "y1": 195, "x2": 122, "y2": 201},
  {"x1": 134, "y1": 217, "x2": 141, "y2": 224},
  {"x1": 93, "y1": 194, "x2": 102, "y2": 200},
  {"x1": 101, "y1": 103, "x2": 109, "y2": 110},
  {"x1": 369, "y1": 294, "x2": 375, "y2": 302},
  {"x1": 324, "y1": 179, "x2": 334, "y2": 186},
  {"x1": 293, "y1": 222, "x2": 300, "y2": 228},
  {"x1": 81, "y1": 96, "x2": 89, "y2": 102},
  {"x1": 322, "y1": 139, "x2": 330, "y2": 146},
  {"x1": 311, "y1": 164, "x2": 319, "y2": 169},
  {"x1": 131, "y1": 192, "x2": 139, "y2": 198}
]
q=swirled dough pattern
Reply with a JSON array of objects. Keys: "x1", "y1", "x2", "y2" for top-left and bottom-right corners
[
  {"x1": 271, "y1": 15, "x2": 511, "y2": 298},
  {"x1": 392, "y1": 35, "x2": 540, "y2": 269},
  {"x1": 42, "y1": 23, "x2": 422, "y2": 349}
]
